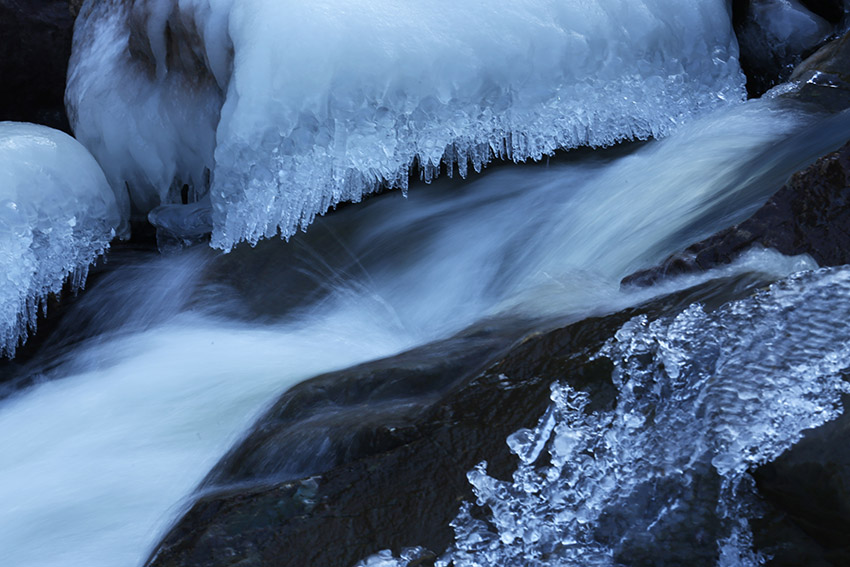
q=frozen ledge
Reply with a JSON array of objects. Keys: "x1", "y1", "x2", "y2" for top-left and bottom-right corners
[{"x1": 67, "y1": 0, "x2": 745, "y2": 250}]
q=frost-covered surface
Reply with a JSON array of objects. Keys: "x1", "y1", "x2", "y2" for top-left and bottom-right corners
[
  {"x1": 67, "y1": 0, "x2": 745, "y2": 249},
  {"x1": 0, "y1": 123, "x2": 119, "y2": 357},
  {"x1": 361, "y1": 266, "x2": 850, "y2": 566}
]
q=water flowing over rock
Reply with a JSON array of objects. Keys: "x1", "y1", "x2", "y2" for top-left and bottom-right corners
[
  {"x1": 146, "y1": 272, "x2": 828, "y2": 567},
  {"x1": 623, "y1": 134, "x2": 850, "y2": 288},
  {"x1": 66, "y1": 0, "x2": 744, "y2": 249}
]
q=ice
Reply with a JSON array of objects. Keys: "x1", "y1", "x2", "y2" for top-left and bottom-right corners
[
  {"x1": 426, "y1": 266, "x2": 850, "y2": 566},
  {"x1": 67, "y1": 0, "x2": 744, "y2": 250},
  {"x1": 0, "y1": 123, "x2": 120, "y2": 357}
]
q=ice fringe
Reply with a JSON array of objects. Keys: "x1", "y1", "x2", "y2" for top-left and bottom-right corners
[
  {"x1": 358, "y1": 265, "x2": 850, "y2": 566},
  {"x1": 67, "y1": 0, "x2": 745, "y2": 250},
  {"x1": 0, "y1": 123, "x2": 120, "y2": 357}
]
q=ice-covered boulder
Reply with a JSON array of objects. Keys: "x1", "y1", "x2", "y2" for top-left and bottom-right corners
[
  {"x1": 0, "y1": 122, "x2": 120, "y2": 357},
  {"x1": 67, "y1": 0, "x2": 745, "y2": 250},
  {"x1": 0, "y1": 0, "x2": 75, "y2": 131},
  {"x1": 736, "y1": 0, "x2": 834, "y2": 95}
]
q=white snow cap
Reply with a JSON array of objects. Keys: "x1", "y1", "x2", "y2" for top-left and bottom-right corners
[
  {"x1": 67, "y1": 0, "x2": 744, "y2": 250},
  {"x1": 0, "y1": 122, "x2": 120, "y2": 356}
]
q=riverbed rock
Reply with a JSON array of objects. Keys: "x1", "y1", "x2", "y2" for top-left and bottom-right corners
[
  {"x1": 784, "y1": 29, "x2": 850, "y2": 112},
  {"x1": 145, "y1": 274, "x2": 790, "y2": 567},
  {"x1": 799, "y1": 0, "x2": 847, "y2": 24},
  {"x1": 0, "y1": 0, "x2": 76, "y2": 131},
  {"x1": 753, "y1": 392, "x2": 850, "y2": 565},
  {"x1": 623, "y1": 138, "x2": 850, "y2": 287}
]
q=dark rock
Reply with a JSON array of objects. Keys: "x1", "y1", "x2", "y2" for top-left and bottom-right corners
[
  {"x1": 754, "y1": 393, "x2": 850, "y2": 565},
  {"x1": 202, "y1": 326, "x2": 523, "y2": 488},
  {"x1": 145, "y1": 274, "x2": 783, "y2": 567},
  {"x1": 623, "y1": 138, "x2": 850, "y2": 287},
  {"x1": 800, "y1": 0, "x2": 846, "y2": 24},
  {"x1": 735, "y1": 0, "x2": 834, "y2": 97},
  {"x1": 0, "y1": 0, "x2": 76, "y2": 131},
  {"x1": 785, "y1": 30, "x2": 850, "y2": 113},
  {"x1": 69, "y1": 0, "x2": 82, "y2": 18}
]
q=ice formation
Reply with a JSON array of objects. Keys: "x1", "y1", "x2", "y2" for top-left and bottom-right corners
[
  {"x1": 360, "y1": 266, "x2": 850, "y2": 566},
  {"x1": 0, "y1": 123, "x2": 120, "y2": 356},
  {"x1": 67, "y1": 0, "x2": 745, "y2": 249}
]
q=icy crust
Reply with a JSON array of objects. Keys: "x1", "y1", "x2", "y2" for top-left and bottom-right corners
[
  {"x1": 67, "y1": 0, "x2": 745, "y2": 249},
  {"x1": 0, "y1": 123, "x2": 120, "y2": 357},
  {"x1": 360, "y1": 266, "x2": 850, "y2": 567}
]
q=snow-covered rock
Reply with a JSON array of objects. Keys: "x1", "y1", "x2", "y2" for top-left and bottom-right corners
[{"x1": 0, "y1": 122, "x2": 120, "y2": 357}]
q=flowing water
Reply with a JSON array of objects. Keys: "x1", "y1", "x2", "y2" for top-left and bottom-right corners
[{"x1": 1, "y1": 100, "x2": 850, "y2": 567}]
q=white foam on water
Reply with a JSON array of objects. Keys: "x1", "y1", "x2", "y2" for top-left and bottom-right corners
[{"x1": 0, "y1": 308, "x2": 415, "y2": 567}]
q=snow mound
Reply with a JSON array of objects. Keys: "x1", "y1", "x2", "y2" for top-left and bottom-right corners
[
  {"x1": 67, "y1": 0, "x2": 744, "y2": 250},
  {"x1": 0, "y1": 122, "x2": 120, "y2": 357}
]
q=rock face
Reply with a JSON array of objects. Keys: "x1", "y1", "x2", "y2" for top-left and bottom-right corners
[
  {"x1": 785, "y1": 29, "x2": 850, "y2": 113},
  {"x1": 0, "y1": 0, "x2": 75, "y2": 131},
  {"x1": 754, "y1": 393, "x2": 850, "y2": 565},
  {"x1": 145, "y1": 275, "x2": 787, "y2": 567},
  {"x1": 623, "y1": 138, "x2": 850, "y2": 287}
]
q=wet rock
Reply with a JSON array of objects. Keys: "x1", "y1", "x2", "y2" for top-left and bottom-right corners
[
  {"x1": 145, "y1": 275, "x2": 782, "y2": 567},
  {"x1": 754, "y1": 393, "x2": 850, "y2": 565},
  {"x1": 0, "y1": 0, "x2": 76, "y2": 131},
  {"x1": 623, "y1": 138, "x2": 850, "y2": 287},
  {"x1": 735, "y1": 0, "x2": 834, "y2": 97},
  {"x1": 202, "y1": 327, "x2": 523, "y2": 488},
  {"x1": 785, "y1": 30, "x2": 850, "y2": 112}
]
